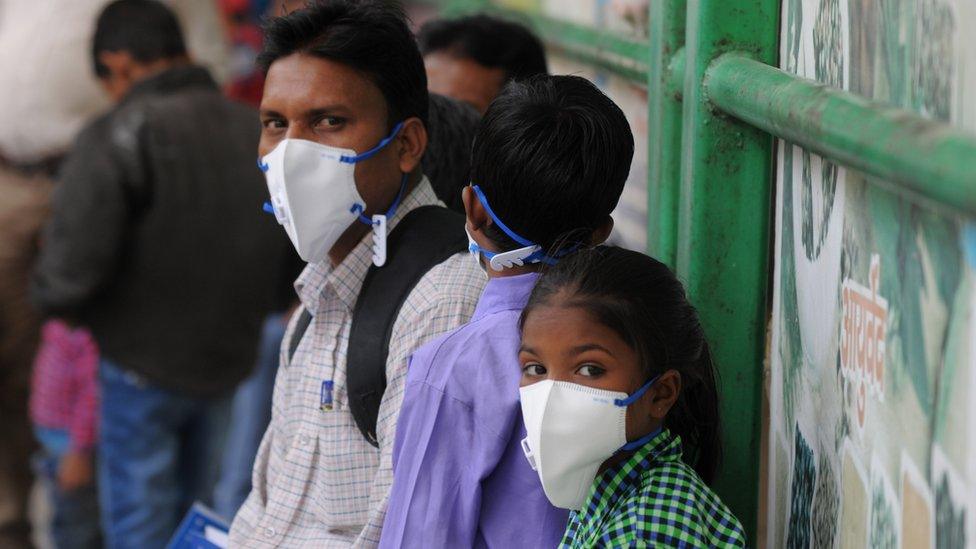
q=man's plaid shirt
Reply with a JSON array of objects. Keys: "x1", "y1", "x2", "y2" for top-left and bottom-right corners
[
  {"x1": 560, "y1": 430, "x2": 746, "y2": 548},
  {"x1": 230, "y1": 179, "x2": 486, "y2": 547}
]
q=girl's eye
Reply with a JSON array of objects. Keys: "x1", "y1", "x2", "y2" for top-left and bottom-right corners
[
  {"x1": 576, "y1": 364, "x2": 606, "y2": 378},
  {"x1": 522, "y1": 363, "x2": 547, "y2": 377}
]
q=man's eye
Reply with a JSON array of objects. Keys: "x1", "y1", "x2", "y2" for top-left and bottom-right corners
[
  {"x1": 576, "y1": 364, "x2": 605, "y2": 377},
  {"x1": 522, "y1": 363, "x2": 547, "y2": 377},
  {"x1": 316, "y1": 116, "x2": 345, "y2": 128},
  {"x1": 262, "y1": 119, "x2": 286, "y2": 129}
]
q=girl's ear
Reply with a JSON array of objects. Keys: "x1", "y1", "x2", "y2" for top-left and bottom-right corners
[
  {"x1": 648, "y1": 369, "x2": 681, "y2": 420},
  {"x1": 396, "y1": 117, "x2": 428, "y2": 174},
  {"x1": 589, "y1": 216, "x2": 615, "y2": 245}
]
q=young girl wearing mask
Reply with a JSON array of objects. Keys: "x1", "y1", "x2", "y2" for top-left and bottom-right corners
[{"x1": 518, "y1": 246, "x2": 746, "y2": 548}]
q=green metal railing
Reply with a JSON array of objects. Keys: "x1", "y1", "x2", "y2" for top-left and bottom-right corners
[
  {"x1": 646, "y1": 0, "x2": 685, "y2": 268},
  {"x1": 669, "y1": 1, "x2": 779, "y2": 540},
  {"x1": 466, "y1": 6, "x2": 650, "y2": 83},
  {"x1": 440, "y1": 0, "x2": 976, "y2": 542},
  {"x1": 704, "y1": 54, "x2": 976, "y2": 213}
]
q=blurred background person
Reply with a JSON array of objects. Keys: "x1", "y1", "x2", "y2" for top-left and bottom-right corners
[
  {"x1": 0, "y1": 1, "x2": 111, "y2": 547},
  {"x1": 415, "y1": 14, "x2": 548, "y2": 211},
  {"x1": 213, "y1": 257, "x2": 301, "y2": 522},
  {"x1": 166, "y1": 0, "x2": 232, "y2": 86},
  {"x1": 216, "y1": 0, "x2": 270, "y2": 106},
  {"x1": 29, "y1": 321, "x2": 101, "y2": 549},
  {"x1": 417, "y1": 14, "x2": 548, "y2": 113},
  {"x1": 422, "y1": 93, "x2": 481, "y2": 213},
  {"x1": 29, "y1": 1, "x2": 285, "y2": 547}
]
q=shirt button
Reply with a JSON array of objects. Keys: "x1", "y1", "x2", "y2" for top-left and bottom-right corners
[
  {"x1": 263, "y1": 527, "x2": 276, "y2": 538},
  {"x1": 298, "y1": 434, "x2": 310, "y2": 446}
]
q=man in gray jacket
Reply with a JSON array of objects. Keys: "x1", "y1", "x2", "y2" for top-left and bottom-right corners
[{"x1": 31, "y1": 1, "x2": 285, "y2": 546}]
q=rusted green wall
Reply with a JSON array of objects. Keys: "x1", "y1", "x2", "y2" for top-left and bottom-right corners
[{"x1": 766, "y1": 1, "x2": 976, "y2": 547}]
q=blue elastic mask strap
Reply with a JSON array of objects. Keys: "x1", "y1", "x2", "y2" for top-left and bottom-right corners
[
  {"x1": 522, "y1": 242, "x2": 583, "y2": 265},
  {"x1": 615, "y1": 374, "x2": 664, "y2": 452},
  {"x1": 621, "y1": 426, "x2": 663, "y2": 452},
  {"x1": 340, "y1": 121, "x2": 404, "y2": 164},
  {"x1": 471, "y1": 185, "x2": 536, "y2": 248},
  {"x1": 614, "y1": 374, "x2": 661, "y2": 407},
  {"x1": 351, "y1": 173, "x2": 408, "y2": 226},
  {"x1": 471, "y1": 246, "x2": 496, "y2": 259},
  {"x1": 471, "y1": 184, "x2": 584, "y2": 266}
]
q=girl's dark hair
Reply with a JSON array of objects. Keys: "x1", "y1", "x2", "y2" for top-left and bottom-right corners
[
  {"x1": 471, "y1": 75, "x2": 634, "y2": 254},
  {"x1": 521, "y1": 246, "x2": 723, "y2": 483}
]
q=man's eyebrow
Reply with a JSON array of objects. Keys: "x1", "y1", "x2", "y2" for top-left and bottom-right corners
[
  {"x1": 568, "y1": 343, "x2": 614, "y2": 356},
  {"x1": 258, "y1": 105, "x2": 354, "y2": 118},
  {"x1": 306, "y1": 105, "x2": 352, "y2": 116},
  {"x1": 518, "y1": 345, "x2": 536, "y2": 354}
]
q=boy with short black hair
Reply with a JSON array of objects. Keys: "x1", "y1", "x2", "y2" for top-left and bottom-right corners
[{"x1": 381, "y1": 74, "x2": 635, "y2": 547}]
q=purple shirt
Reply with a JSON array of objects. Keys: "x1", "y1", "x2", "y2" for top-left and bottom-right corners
[{"x1": 381, "y1": 273, "x2": 568, "y2": 548}]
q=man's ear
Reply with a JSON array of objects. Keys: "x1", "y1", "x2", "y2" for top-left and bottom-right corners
[
  {"x1": 648, "y1": 370, "x2": 681, "y2": 421},
  {"x1": 462, "y1": 185, "x2": 491, "y2": 234},
  {"x1": 396, "y1": 117, "x2": 427, "y2": 174},
  {"x1": 589, "y1": 216, "x2": 615, "y2": 245}
]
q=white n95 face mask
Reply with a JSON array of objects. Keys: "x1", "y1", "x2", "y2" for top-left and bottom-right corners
[
  {"x1": 259, "y1": 122, "x2": 404, "y2": 265},
  {"x1": 519, "y1": 376, "x2": 660, "y2": 510}
]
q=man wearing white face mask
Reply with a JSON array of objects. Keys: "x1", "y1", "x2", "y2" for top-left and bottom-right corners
[{"x1": 228, "y1": 1, "x2": 485, "y2": 546}]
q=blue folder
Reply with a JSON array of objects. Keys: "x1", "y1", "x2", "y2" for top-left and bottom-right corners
[{"x1": 166, "y1": 502, "x2": 230, "y2": 549}]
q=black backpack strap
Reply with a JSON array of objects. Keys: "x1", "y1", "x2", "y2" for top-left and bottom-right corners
[
  {"x1": 347, "y1": 205, "x2": 468, "y2": 446},
  {"x1": 284, "y1": 206, "x2": 467, "y2": 445}
]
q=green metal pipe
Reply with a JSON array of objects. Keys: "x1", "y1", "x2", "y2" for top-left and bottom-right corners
[
  {"x1": 646, "y1": 0, "x2": 687, "y2": 268},
  {"x1": 705, "y1": 54, "x2": 976, "y2": 214},
  {"x1": 678, "y1": 0, "x2": 779, "y2": 542},
  {"x1": 475, "y1": 6, "x2": 650, "y2": 84}
]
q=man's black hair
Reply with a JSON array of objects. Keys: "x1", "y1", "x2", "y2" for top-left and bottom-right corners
[
  {"x1": 418, "y1": 14, "x2": 548, "y2": 81},
  {"x1": 258, "y1": 0, "x2": 428, "y2": 127},
  {"x1": 92, "y1": 0, "x2": 187, "y2": 78},
  {"x1": 423, "y1": 94, "x2": 481, "y2": 213},
  {"x1": 471, "y1": 75, "x2": 634, "y2": 253}
]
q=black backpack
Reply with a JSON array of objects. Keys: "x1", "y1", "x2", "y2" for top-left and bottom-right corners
[{"x1": 286, "y1": 205, "x2": 468, "y2": 446}]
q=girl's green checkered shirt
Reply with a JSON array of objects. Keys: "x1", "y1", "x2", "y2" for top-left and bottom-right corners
[{"x1": 559, "y1": 430, "x2": 746, "y2": 548}]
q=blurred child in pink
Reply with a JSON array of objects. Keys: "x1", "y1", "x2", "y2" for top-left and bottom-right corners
[{"x1": 30, "y1": 319, "x2": 101, "y2": 549}]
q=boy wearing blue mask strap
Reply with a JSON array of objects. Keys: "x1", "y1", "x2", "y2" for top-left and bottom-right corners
[{"x1": 381, "y1": 74, "x2": 635, "y2": 548}]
